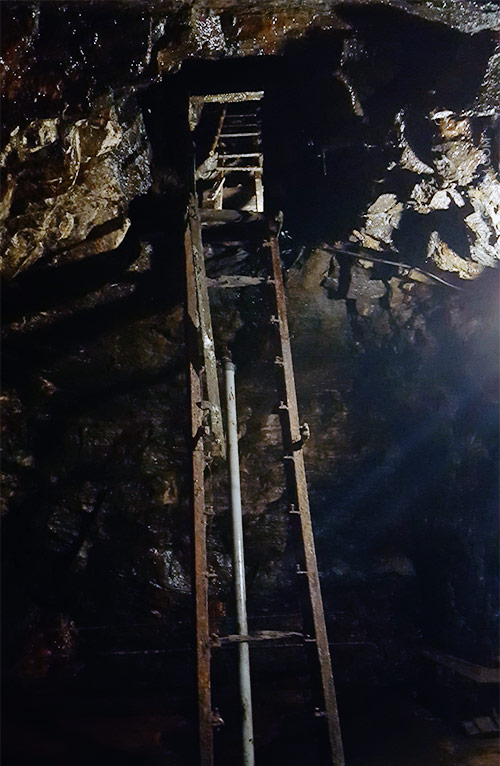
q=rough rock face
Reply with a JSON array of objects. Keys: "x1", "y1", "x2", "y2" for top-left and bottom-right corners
[
  {"x1": 1, "y1": 0, "x2": 498, "y2": 694},
  {"x1": 1, "y1": 91, "x2": 152, "y2": 279},
  {"x1": 351, "y1": 106, "x2": 500, "y2": 276},
  {"x1": 155, "y1": 0, "x2": 500, "y2": 71},
  {"x1": 2, "y1": 1, "x2": 498, "y2": 281},
  {"x1": 156, "y1": 3, "x2": 348, "y2": 71},
  {"x1": 285, "y1": 249, "x2": 498, "y2": 675}
]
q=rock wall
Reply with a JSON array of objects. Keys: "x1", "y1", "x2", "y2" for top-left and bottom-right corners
[
  {"x1": 1, "y1": 0, "x2": 498, "y2": 687},
  {"x1": 286, "y1": 250, "x2": 498, "y2": 677},
  {"x1": 1, "y1": 91, "x2": 152, "y2": 278}
]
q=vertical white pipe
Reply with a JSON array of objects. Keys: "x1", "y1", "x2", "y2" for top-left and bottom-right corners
[{"x1": 225, "y1": 360, "x2": 255, "y2": 766}]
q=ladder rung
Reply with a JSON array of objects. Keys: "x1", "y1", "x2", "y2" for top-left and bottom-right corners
[
  {"x1": 216, "y1": 166, "x2": 262, "y2": 172},
  {"x1": 193, "y1": 92, "x2": 263, "y2": 105},
  {"x1": 215, "y1": 630, "x2": 304, "y2": 645},
  {"x1": 199, "y1": 210, "x2": 266, "y2": 223},
  {"x1": 222, "y1": 120, "x2": 260, "y2": 126},
  {"x1": 222, "y1": 126, "x2": 260, "y2": 132},
  {"x1": 224, "y1": 111, "x2": 260, "y2": 116},
  {"x1": 206, "y1": 275, "x2": 266, "y2": 288},
  {"x1": 221, "y1": 153, "x2": 262, "y2": 158},
  {"x1": 220, "y1": 132, "x2": 261, "y2": 138}
]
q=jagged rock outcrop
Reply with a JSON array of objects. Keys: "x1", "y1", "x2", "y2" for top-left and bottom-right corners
[
  {"x1": 1, "y1": 91, "x2": 152, "y2": 279},
  {"x1": 349, "y1": 107, "x2": 499, "y2": 278}
]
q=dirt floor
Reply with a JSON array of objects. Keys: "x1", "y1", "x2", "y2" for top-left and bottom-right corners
[{"x1": 3, "y1": 685, "x2": 499, "y2": 765}]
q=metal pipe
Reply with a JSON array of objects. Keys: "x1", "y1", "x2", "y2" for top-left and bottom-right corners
[{"x1": 225, "y1": 359, "x2": 255, "y2": 766}]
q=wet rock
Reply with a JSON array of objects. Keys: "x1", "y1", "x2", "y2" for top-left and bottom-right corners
[
  {"x1": 1, "y1": 91, "x2": 152, "y2": 279},
  {"x1": 465, "y1": 168, "x2": 500, "y2": 267},
  {"x1": 388, "y1": 276, "x2": 423, "y2": 322},
  {"x1": 1, "y1": 0, "x2": 498, "y2": 690},
  {"x1": 349, "y1": 105, "x2": 499, "y2": 277},
  {"x1": 426, "y1": 230, "x2": 484, "y2": 279},
  {"x1": 431, "y1": 109, "x2": 487, "y2": 186},
  {"x1": 353, "y1": 193, "x2": 404, "y2": 250},
  {"x1": 397, "y1": 0, "x2": 500, "y2": 34},
  {"x1": 347, "y1": 264, "x2": 386, "y2": 316},
  {"x1": 372, "y1": 554, "x2": 416, "y2": 577},
  {"x1": 476, "y1": 43, "x2": 500, "y2": 115},
  {"x1": 410, "y1": 181, "x2": 466, "y2": 214},
  {"x1": 127, "y1": 241, "x2": 153, "y2": 273},
  {"x1": 397, "y1": 110, "x2": 434, "y2": 175},
  {"x1": 260, "y1": 413, "x2": 282, "y2": 447},
  {"x1": 19, "y1": 613, "x2": 78, "y2": 681},
  {"x1": 191, "y1": 7, "x2": 226, "y2": 54},
  {"x1": 157, "y1": 3, "x2": 347, "y2": 70}
]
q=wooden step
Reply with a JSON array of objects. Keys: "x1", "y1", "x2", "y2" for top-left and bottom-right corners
[
  {"x1": 220, "y1": 153, "x2": 262, "y2": 158},
  {"x1": 199, "y1": 210, "x2": 266, "y2": 224},
  {"x1": 216, "y1": 166, "x2": 262, "y2": 172},
  {"x1": 220, "y1": 132, "x2": 261, "y2": 138}
]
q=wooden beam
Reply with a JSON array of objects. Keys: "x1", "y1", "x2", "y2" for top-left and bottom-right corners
[
  {"x1": 185, "y1": 222, "x2": 214, "y2": 766},
  {"x1": 187, "y1": 194, "x2": 226, "y2": 459},
  {"x1": 192, "y1": 91, "x2": 264, "y2": 105},
  {"x1": 422, "y1": 650, "x2": 500, "y2": 684}
]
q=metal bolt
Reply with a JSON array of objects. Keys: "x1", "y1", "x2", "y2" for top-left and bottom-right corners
[
  {"x1": 206, "y1": 568, "x2": 217, "y2": 580},
  {"x1": 211, "y1": 708, "x2": 225, "y2": 728}
]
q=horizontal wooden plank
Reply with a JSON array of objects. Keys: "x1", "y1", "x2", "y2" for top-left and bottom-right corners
[
  {"x1": 216, "y1": 166, "x2": 263, "y2": 172},
  {"x1": 199, "y1": 210, "x2": 266, "y2": 223},
  {"x1": 220, "y1": 132, "x2": 261, "y2": 138},
  {"x1": 221, "y1": 153, "x2": 262, "y2": 158},
  {"x1": 206, "y1": 275, "x2": 266, "y2": 288},
  {"x1": 422, "y1": 649, "x2": 500, "y2": 683},
  {"x1": 191, "y1": 91, "x2": 263, "y2": 105}
]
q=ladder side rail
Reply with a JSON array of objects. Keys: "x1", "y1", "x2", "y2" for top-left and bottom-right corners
[
  {"x1": 188, "y1": 195, "x2": 226, "y2": 458},
  {"x1": 269, "y1": 231, "x2": 345, "y2": 766},
  {"x1": 194, "y1": 91, "x2": 264, "y2": 105},
  {"x1": 185, "y1": 222, "x2": 214, "y2": 766}
]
